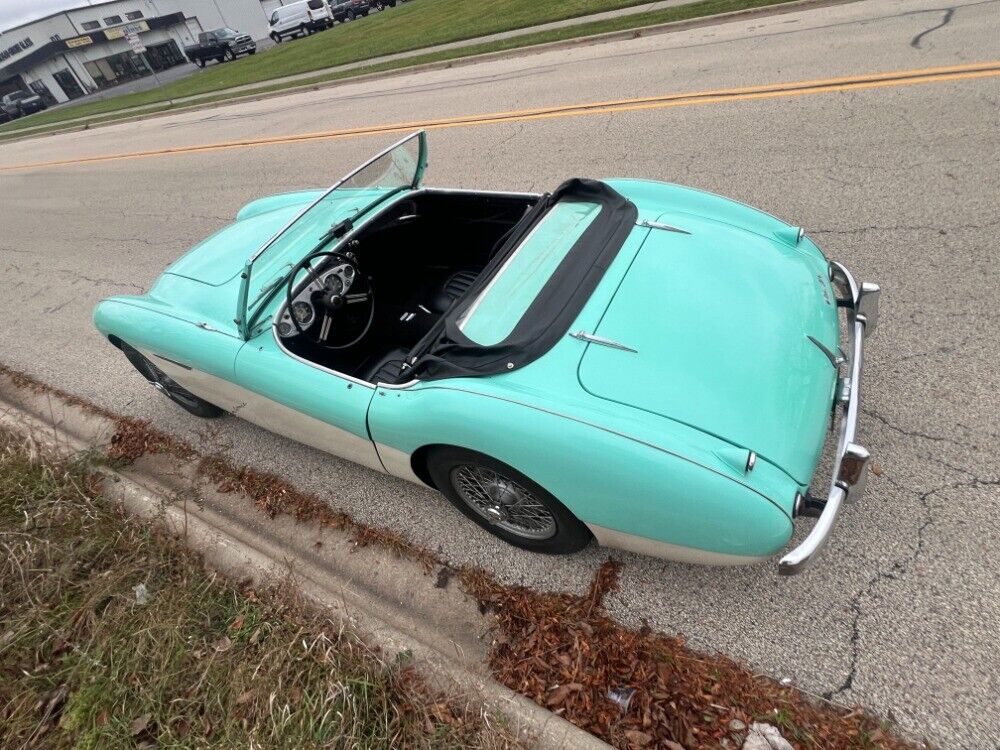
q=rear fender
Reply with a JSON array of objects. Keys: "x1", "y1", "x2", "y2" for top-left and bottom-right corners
[{"x1": 369, "y1": 384, "x2": 793, "y2": 559}]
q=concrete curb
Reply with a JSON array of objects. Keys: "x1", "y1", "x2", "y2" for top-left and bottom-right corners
[
  {"x1": 0, "y1": 0, "x2": 861, "y2": 146},
  {"x1": 0, "y1": 373, "x2": 610, "y2": 750}
]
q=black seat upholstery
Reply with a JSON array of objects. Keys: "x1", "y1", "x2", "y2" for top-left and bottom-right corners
[
  {"x1": 360, "y1": 347, "x2": 409, "y2": 384},
  {"x1": 428, "y1": 269, "x2": 479, "y2": 314}
]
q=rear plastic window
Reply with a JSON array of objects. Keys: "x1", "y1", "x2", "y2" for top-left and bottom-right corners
[{"x1": 458, "y1": 201, "x2": 601, "y2": 346}]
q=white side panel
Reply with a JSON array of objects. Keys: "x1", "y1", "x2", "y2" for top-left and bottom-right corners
[
  {"x1": 587, "y1": 523, "x2": 770, "y2": 566},
  {"x1": 143, "y1": 352, "x2": 387, "y2": 475},
  {"x1": 374, "y1": 442, "x2": 424, "y2": 486}
]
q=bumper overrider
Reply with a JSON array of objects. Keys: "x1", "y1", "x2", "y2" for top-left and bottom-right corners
[{"x1": 778, "y1": 262, "x2": 881, "y2": 575}]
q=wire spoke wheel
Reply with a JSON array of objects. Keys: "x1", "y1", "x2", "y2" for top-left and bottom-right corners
[
  {"x1": 451, "y1": 464, "x2": 556, "y2": 540},
  {"x1": 142, "y1": 360, "x2": 204, "y2": 411}
]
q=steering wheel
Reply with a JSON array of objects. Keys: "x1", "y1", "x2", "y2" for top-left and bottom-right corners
[{"x1": 285, "y1": 250, "x2": 375, "y2": 350}]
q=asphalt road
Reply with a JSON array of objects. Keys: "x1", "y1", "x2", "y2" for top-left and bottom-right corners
[{"x1": 2, "y1": 0, "x2": 999, "y2": 746}]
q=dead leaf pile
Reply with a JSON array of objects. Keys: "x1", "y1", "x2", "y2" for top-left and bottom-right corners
[{"x1": 463, "y1": 560, "x2": 920, "y2": 750}]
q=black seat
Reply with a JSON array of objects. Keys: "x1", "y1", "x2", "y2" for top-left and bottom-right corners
[
  {"x1": 359, "y1": 347, "x2": 409, "y2": 384},
  {"x1": 428, "y1": 269, "x2": 479, "y2": 314}
]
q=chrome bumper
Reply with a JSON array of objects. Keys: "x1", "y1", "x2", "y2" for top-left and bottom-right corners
[{"x1": 778, "y1": 262, "x2": 881, "y2": 575}]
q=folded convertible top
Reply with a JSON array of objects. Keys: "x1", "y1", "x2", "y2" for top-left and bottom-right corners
[{"x1": 408, "y1": 178, "x2": 638, "y2": 382}]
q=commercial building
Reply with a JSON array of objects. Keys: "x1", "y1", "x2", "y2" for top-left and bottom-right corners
[{"x1": 0, "y1": 0, "x2": 272, "y2": 105}]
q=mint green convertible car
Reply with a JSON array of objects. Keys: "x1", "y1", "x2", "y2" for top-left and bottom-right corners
[{"x1": 94, "y1": 132, "x2": 880, "y2": 574}]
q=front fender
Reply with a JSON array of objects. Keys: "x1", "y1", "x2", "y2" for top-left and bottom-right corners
[
  {"x1": 369, "y1": 383, "x2": 793, "y2": 560},
  {"x1": 236, "y1": 190, "x2": 324, "y2": 221}
]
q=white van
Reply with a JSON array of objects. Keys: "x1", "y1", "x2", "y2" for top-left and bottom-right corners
[{"x1": 269, "y1": 0, "x2": 334, "y2": 42}]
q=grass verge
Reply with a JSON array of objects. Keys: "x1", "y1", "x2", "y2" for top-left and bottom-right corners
[
  {"x1": 0, "y1": 0, "x2": 807, "y2": 141},
  {"x1": 0, "y1": 429, "x2": 519, "y2": 749},
  {"x1": 0, "y1": 364, "x2": 925, "y2": 749}
]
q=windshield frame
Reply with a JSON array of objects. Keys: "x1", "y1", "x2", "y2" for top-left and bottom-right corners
[{"x1": 237, "y1": 130, "x2": 427, "y2": 339}]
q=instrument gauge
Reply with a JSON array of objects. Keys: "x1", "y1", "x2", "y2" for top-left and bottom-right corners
[
  {"x1": 324, "y1": 274, "x2": 345, "y2": 296},
  {"x1": 291, "y1": 301, "x2": 314, "y2": 327}
]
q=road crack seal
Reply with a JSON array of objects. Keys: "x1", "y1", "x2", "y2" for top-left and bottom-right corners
[{"x1": 910, "y1": 7, "x2": 956, "y2": 49}]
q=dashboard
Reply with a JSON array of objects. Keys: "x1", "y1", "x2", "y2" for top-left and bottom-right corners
[{"x1": 275, "y1": 262, "x2": 356, "y2": 339}]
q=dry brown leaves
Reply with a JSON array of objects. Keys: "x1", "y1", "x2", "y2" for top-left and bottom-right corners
[{"x1": 463, "y1": 560, "x2": 919, "y2": 750}]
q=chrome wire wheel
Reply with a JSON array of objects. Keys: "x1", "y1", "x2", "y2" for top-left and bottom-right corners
[
  {"x1": 142, "y1": 359, "x2": 205, "y2": 412},
  {"x1": 451, "y1": 465, "x2": 557, "y2": 540}
]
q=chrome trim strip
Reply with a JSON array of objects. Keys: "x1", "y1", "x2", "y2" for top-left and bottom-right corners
[
  {"x1": 416, "y1": 384, "x2": 791, "y2": 518},
  {"x1": 807, "y1": 334, "x2": 846, "y2": 367},
  {"x1": 637, "y1": 219, "x2": 691, "y2": 235},
  {"x1": 569, "y1": 330, "x2": 638, "y2": 353},
  {"x1": 272, "y1": 325, "x2": 377, "y2": 390},
  {"x1": 779, "y1": 261, "x2": 880, "y2": 575}
]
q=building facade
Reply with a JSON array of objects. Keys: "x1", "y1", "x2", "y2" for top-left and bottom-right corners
[{"x1": 0, "y1": 0, "x2": 272, "y2": 105}]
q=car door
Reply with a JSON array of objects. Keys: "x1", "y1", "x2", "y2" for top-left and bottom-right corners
[
  {"x1": 231, "y1": 332, "x2": 384, "y2": 472},
  {"x1": 228, "y1": 132, "x2": 428, "y2": 471}
]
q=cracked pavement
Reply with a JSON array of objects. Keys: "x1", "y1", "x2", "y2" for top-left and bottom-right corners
[{"x1": 1, "y1": 0, "x2": 998, "y2": 746}]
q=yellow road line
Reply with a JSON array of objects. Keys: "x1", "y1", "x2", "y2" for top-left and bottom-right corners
[{"x1": 3, "y1": 61, "x2": 999, "y2": 173}]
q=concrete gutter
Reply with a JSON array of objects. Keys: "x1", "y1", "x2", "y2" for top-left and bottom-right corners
[
  {"x1": 0, "y1": 372, "x2": 610, "y2": 750},
  {"x1": 0, "y1": 0, "x2": 861, "y2": 145}
]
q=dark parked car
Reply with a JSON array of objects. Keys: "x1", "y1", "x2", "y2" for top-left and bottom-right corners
[
  {"x1": 183, "y1": 28, "x2": 256, "y2": 68},
  {"x1": 1, "y1": 90, "x2": 47, "y2": 120},
  {"x1": 331, "y1": 0, "x2": 373, "y2": 22}
]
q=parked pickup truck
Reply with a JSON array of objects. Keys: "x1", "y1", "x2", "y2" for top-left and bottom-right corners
[
  {"x1": 183, "y1": 28, "x2": 256, "y2": 67},
  {"x1": 1, "y1": 90, "x2": 47, "y2": 121},
  {"x1": 330, "y1": 0, "x2": 373, "y2": 22}
]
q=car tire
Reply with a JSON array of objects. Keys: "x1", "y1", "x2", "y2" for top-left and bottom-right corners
[
  {"x1": 248, "y1": 48, "x2": 256, "y2": 55},
  {"x1": 346, "y1": 10, "x2": 355, "y2": 21},
  {"x1": 224, "y1": 48, "x2": 235, "y2": 61},
  {"x1": 426, "y1": 447, "x2": 592, "y2": 554},
  {"x1": 196, "y1": 58, "x2": 205, "y2": 68},
  {"x1": 119, "y1": 343, "x2": 224, "y2": 419},
  {"x1": 271, "y1": 32, "x2": 281, "y2": 43}
]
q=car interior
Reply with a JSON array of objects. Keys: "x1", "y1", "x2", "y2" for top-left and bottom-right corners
[{"x1": 276, "y1": 190, "x2": 538, "y2": 384}]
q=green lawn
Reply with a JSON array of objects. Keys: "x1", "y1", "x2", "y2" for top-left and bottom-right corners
[
  {"x1": 0, "y1": 430, "x2": 519, "y2": 749},
  {"x1": 0, "y1": 0, "x2": 799, "y2": 138}
]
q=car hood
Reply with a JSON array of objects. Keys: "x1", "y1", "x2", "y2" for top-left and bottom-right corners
[
  {"x1": 577, "y1": 208, "x2": 840, "y2": 485},
  {"x1": 164, "y1": 203, "x2": 306, "y2": 286}
]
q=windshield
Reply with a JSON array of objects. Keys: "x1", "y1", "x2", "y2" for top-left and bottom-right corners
[
  {"x1": 238, "y1": 131, "x2": 427, "y2": 338},
  {"x1": 215, "y1": 28, "x2": 238, "y2": 37},
  {"x1": 7, "y1": 92, "x2": 26, "y2": 101}
]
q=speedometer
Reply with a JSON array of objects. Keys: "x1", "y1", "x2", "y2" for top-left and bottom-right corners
[{"x1": 291, "y1": 301, "x2": 314, "y2": 327}]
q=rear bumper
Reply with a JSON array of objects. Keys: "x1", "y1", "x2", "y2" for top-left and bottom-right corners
[{"x1": 778, "y1": 262, "x2": 881, "y2": 575}]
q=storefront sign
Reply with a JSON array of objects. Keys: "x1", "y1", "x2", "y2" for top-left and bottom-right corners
[
  {"x1": 102, "y1": 21, "x2": 148, "y2": 40},
  {"x1": 65, "y1": 36, "x2": 94, "y2": 49},
  {"x1": 126, "y1": 32, "x2": 147, "y2": 54},
  {"x1": 0, "y1": 36, "x2": 34, "y2": 62}
]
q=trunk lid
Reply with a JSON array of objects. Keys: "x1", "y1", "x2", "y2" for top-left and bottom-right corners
[{"x1": 577, "y1": 213, "x2": 839, "y2": 484}]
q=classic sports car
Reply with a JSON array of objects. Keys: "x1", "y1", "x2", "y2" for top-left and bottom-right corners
[{"x1": 94, "y1": 132, "x2": 880, "y2": 574}]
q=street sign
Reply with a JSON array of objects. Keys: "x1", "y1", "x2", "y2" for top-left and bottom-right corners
[{"x1": 125, "y1": 31, "x2": 146, "y2": 54}]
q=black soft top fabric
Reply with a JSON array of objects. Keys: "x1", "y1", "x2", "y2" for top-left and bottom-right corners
[{"x1": 407, "y1": 178, "x2": 637, "y2": 381}]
